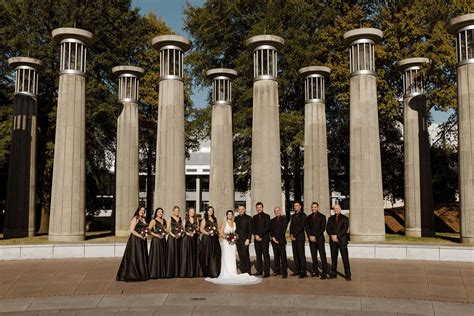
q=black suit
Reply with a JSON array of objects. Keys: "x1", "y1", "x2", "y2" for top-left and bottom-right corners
[
  {"x1": 306, "y1": 212, "x2": 328, "y2": 275},
  {"x1": 235, "y1": 213, "x2": 252, "y2": 274},
  {"x1": 326, "y1": 213, "x2": 351, "y2": 277},
  {"x1": 269, "y1": 215, "x2": 288, "y2": 276},
  {"x1": 290, "y1": 211, "x2": 306, "y2": 275},
  {"x1": 252, "y1": 212, "x2": 271, "y2": 275}
]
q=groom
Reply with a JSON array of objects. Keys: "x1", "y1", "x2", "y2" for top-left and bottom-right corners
[
  {"x1": 252, "y1": 202, "x2": 271, "y2": 278},
  {"x1": 235, "y1": 204, "x2": 252, "y2": 274}
]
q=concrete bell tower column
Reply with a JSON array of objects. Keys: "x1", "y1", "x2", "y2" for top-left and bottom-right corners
[
  {"x1": 49, "y1": 28, "x2": 93, "y2": 242},
  {"x1": 152, "y1": 35, "x2": 191, "y2": 213},
  {"x1": 4, "y1": 57, "x2": 43, "y2": 238},
  {"x1": 396, "y1": 58, "x2": 434, "y2": 237},
  {"x1": 447, "y1": 14, "x2": 474, "y2": 244},
  {"x1": 246, "y1": 35, "x2": 284, "y2": 210},
  {"x1": 207, "y1": 68, "x2": 237, "y2": 220},
  {"x1": 112, "y1": 66, "x2": 144, "y2": 236},
  {"x1": 299, "y1": 66, "x2": 331, "y2": 217},
  {"x1": 343, "y1": 28, "x2": 385, "y2": 241}
]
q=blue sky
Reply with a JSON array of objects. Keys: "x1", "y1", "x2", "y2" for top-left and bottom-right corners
[
  {"x1": 131, "y1": 0, "x2": 453, "y2": 123},
  {"x1": 132, "y1": 0, "x2": 208, "y2": 107}
]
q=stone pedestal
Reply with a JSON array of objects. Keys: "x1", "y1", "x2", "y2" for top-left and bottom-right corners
[
  {"x1": 396, "y1": 58, "x2": 434, "y2": 237},
  {"x1": 344, "y1": 28, "x2": 385, "y2": 241},
  {"x1": 246, "y1": 35, "x2": 284, "y2": 210},
  {"x1": 207, "y1": 68, "x2": 237, "y2": 220},
  {"x1": 152, "y1": 35, "x2": 191, "y2": 213},
  {"x1": 299, "y1": 66, "x2": 331, "y2": 217},
  {"x1": 49, "y1": 28, "x2": 93, "y2": 242},
  {"x1": 448, "y1": 14, "x2": 474, "y2": 244},
  {"x1": 112, "y1": 66, "x2": 144, "y2": 236},
  {"x1": 4, "y1": 57, "x2": 43, "y2": 238}
]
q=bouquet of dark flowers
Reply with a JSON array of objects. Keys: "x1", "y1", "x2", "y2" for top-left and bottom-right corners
[
  {"x1": 225, "y1": 232, "x2": 238, "y2": 245},
  {"x1": 155, "y1": 226, "x2": 167, "y2": 238},
  {"x1": 186, "y1": 222, "x2": 199, "y2": 236},
  {"x1": 206, "y1": 224, "x2": 218, "y2": 236},
  {"x1": 173, "y1": 223, "x2": 185, "y2": 238},
  {"x1": 140, "y1": 228, "x2": 149, "y2": 239}
]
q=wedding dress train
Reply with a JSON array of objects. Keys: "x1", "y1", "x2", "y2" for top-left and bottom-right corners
[{"x1": 205, "y1": 222, "x2": 261, "y2": 285}]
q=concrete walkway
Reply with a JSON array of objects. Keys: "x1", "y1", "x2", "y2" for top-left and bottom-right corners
[
  {"x1": 1, "y1": 292, "x2": 473, "y2": 315},
  {"x1": 0, "y1": 258, "x2": 473, "y2": 314}
]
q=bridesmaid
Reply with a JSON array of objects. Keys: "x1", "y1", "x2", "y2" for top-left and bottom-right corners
[
  {"x1": 116, "y1": 206, "x2": 150, "y2": 282},
  {"x1": 179, "y1": 207, "x2": 200, "y2": 277},
  {"x1": 199, "y1": 206, "x2": 221, "y2": 278},
  {"x1": 148, "y1": 207, "x2": 167, "y2": 279},
  {"x1": 165, "y1": 206, "x2": 183, "y2": 278}
]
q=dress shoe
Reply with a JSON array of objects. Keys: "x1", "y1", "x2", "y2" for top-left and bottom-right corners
[
  {"x1": 345, "y1": 276, "x2": 351, "y2": 281},
  {"x1": 298, "y1": 273, "x2": 307, "y2": 278},
  {"x1": 320, "y1": 274, "x2": 327, "y2": 280},
  {"x1": 263, "y1": 273, "x2": 270, "y2": 278},
  {"x1": 328, "y1": 274, "x2": 337, "y2": 279},
  {"x1": 291, "y1": 272, "x2": 300, "y2": 276},
  {"x1": 281, "y1": 275, "x2": 287, "y2": 279},
  {"x1": 272, "y1": 272, "x2": 280, "y2": 276},
  {"x1": 254, "y1": 272, "x2": 263, "y2": 276},
  {"x1": 311, "y1": 272, "x2": 319, "y2": 277}
]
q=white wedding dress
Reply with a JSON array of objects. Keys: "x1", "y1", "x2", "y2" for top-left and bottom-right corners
[{"x1": 205, "y1": 221, "x2": 262, "y2": 285}]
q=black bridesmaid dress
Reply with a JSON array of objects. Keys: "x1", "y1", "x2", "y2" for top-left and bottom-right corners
[
  {"x1": 116, "y1": 219, "x2": 150, "y2": 282},
  {"x1": 199, "y1": 218, "x2": 221, "y2": 278},
  {"x1": 149, "y1": 219, "x2": 167, "y2": 279},
  {"x1": 165, "y1": 216, "x2": 183, "y2": 278},
  {"x1": 179, "y1": 219, "x2": 200, "y2": 277}
]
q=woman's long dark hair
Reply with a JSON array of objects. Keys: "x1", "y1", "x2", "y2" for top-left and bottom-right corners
[
  {"x1": 153, "y1": 207, "x2": 164, "y2": 220},
  {"x1": 204, "y1": 205, "x2": 217, "y2": 222},
  {"x1": 132, "y1": 206, "x2": 144, "y2": 219}
]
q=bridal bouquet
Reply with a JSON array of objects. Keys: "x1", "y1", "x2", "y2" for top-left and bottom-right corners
[
  {"x1": 225, "y1": 232, "x2": 238, "y2": 245},
  {"x1": 173, "y1": 224, "x2": 185, "y2": 238},
  {"x1": 206, "y1": 225, "x2": 218, "y2": 236}
]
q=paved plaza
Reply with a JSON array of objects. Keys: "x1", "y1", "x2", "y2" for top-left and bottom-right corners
[{"x1": 0, "y1": 258, "x2": 473, "y2": 315}]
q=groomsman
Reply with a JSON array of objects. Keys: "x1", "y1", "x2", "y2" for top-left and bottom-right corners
[
  {"x1": 327, "y1": 204, "x2": 351, "y2": 281},
  {"x1": 270, "y1": 206, "x2": 289, "y2": 278},
  {"x1": 252, "y1": 202, "x2": 271, "y2": 277},
  {"x1": 306, "y1": 202, "x2": 328, "y2": 279},
  {"x1": 290, "y1": 201, "x2": 307, "y2": 278},
  {"x1": 235, "y1": 204, "x2": 252, "y2": 274}
]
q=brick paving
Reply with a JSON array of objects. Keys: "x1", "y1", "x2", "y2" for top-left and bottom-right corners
[{"x1": 0, "y1": 258, "x2": 473, "y2": 314}]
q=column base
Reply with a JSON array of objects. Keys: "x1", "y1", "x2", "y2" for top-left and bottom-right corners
[
  {"x1": 406, "y1": 228, "x2": 435, "y2": 238},
  {"x1": 48, "y1": 234, "x2": 85, "y2": 242},
  {"x1": 3, "y1": 229, "x2": 29, "y2": 239},
  {"x1": 115, "y1": 229, "x2": 131, "y2": 237},
  {"x1": 28, "y1": 228, "x2": 35, "y2": 237},
  {"x1": 405, "y1": 228, "x2": 422, "y2": 237},
  {"x1": 461, "y1": 236, "x2": 474, "y2": 245},
  {"x1": 350, "y1": 234, "x2": 385, "y2": 242}
]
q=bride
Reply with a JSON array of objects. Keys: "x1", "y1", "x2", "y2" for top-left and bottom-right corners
[{"x1": 205, "y1": 210, "x2": 261, "y2": 285}]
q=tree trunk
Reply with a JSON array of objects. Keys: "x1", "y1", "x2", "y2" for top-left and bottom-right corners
[{"x1": 37, "y1": 166, "x2": 52, "y2": 234}]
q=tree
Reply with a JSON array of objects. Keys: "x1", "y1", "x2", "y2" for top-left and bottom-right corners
[
  {"x1": 183, "y1": 0, "x2": 472, "y2": 211},
  {"x1": 0, "y1": 0, "x2": 201, "y2": 233}
]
